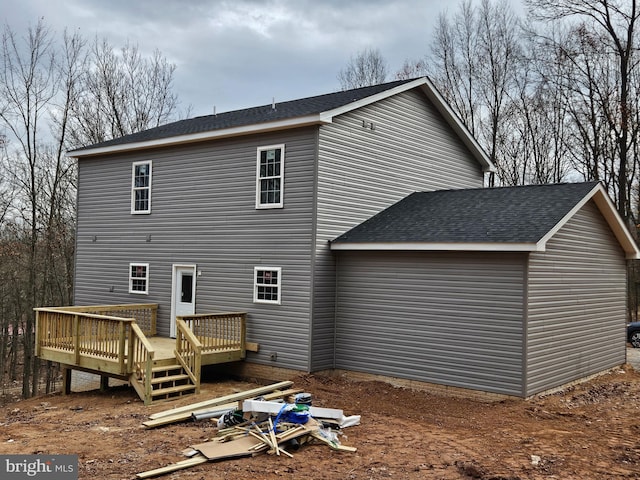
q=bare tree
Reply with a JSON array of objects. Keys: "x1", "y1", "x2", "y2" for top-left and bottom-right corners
[
  {"x1": 0, "y1": 19, "x2": 56, "y2": 397},
  {"x1": 395, "y1": 58, "x2": 428, "y2": 80},
  {"x1": 68, "y1": 39, "x2": 179, "y2": 146},
  {"x1": 428, "y1": 0, "x2": 523, "y2": 185},
  {"x1": 338, "y1": 47, "x2": 388, "y2": 90},
  {"x1": 428, "y1": 1, "x2": 481, "y2": 136},
  {"x1": 476, "y1": 0, "x2": 521, "y2": 185},
  {"x1": 0, "y1": 19, "x2": 183, "y2": 398},
  {"x1": 526, "y1": 0, "x2": 640, "y2": 223}
]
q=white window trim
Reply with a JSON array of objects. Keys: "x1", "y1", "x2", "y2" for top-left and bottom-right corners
[
  {"x1": 253, "y1": 266, "x2": 281, "y2": 305},
  {"x1": 131, "y1": 160, "x2": 152, "y2": 214},
  {"x1": 255, "y1": 144, "x2": 284, "y2": 209},
  {"x1": 129, "y1": 262, "x2": 150, "y2": 294}
]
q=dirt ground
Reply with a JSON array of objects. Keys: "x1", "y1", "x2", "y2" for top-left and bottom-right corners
[{"x1": 1, "y1": 365, "x2": 640, "y2": 480}]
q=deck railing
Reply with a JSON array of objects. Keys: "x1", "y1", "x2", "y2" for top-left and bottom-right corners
[
  {"x1": 175, "y1": 319, "x2": 202, "y2": 393},
  {"x1": 35, "y1": 307, "x2": 137, "y2": 376},
  {"x1": 179, "y1": 312, "x2": 246, "y2": 357},
  {"x1": 45, "y1": 304, "x2": 157, "y2": 336},
  {"x1": 130, "y1": 322, "x2": 155, "y2": 401},
  {"x1": 35, "y1": 305, "x2": 247, "y2": 404}
]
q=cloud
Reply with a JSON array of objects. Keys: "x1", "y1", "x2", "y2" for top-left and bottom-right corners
[{"x1": 4, "y1": 0, "x2": 522, "y2": 117}]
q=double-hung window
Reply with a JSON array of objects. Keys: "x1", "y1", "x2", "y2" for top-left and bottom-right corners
[
  {"x1": 129, "y1": 263, "x2": 149, "y2": 294},
  {"x1": 132, "y1": 161, "x2": 152, "y2": 214},
  {"x1": 256, "y1": 145, "x2": 284, "y2": 208},
  {"x1": 254, "y1": 267, "x2": 281, "y2": 304}
]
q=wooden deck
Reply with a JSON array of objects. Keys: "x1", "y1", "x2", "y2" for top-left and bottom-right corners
[
  {"x1": 147, "y1": 336, "x2": 178, "y2": 361},
  {"x1": 34, "y1": 305, "x2": 249, "y2": 405}
]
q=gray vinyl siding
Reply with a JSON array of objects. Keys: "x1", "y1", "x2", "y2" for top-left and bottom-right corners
[
  {"x1": 526, "y1": 200, "x2": 627, "y2": 395},
  {"x1": 310, "y1": 89, "x2": 486, "y2": 371},
  {"x1": 74, "y1": 128, "x2": 317, "y2": 370},
  {"x1": 334, "y1": 252, "x2": 526, "y2": 396}
]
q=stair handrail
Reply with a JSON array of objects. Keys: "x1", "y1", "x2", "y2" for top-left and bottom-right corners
[
  {"x1": 175, "y1": 318, "x2": 202, "y2": 394},
  {"x1": 130, "y1": 322, "x2": 155, "y2": 404}
]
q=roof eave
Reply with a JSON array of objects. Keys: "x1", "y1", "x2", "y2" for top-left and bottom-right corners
[
  {"x1": 67, "y1": 114, "x2": 327, "y2": 158},
  {"x1": 329, "y1": 241, "x2": 538, "y2": 251},
  {"x1": 591, "y1": 186, "x2": 640, "y2": 260}
]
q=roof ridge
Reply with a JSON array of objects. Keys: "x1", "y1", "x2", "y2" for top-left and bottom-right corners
[
  {"x1": 191, "y1": 77, "x2": 420, "y2": 121},
  {"x1": 416, "y1": 181, "x2": 600, "y2": 195}
]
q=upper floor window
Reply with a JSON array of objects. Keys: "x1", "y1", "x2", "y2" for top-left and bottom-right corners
[
  {"x1": 129, "y1": 263, "x2": 149, "y2": 294},
  {"x1": 256, "y1": 145, "x2": 284, "y2": 209},
  {"x1": 132, "y1": 161, "x2": 152, "y2": 214},
  {"x1": 254, "y1": 267, "x2": 281, "y2": 304}
]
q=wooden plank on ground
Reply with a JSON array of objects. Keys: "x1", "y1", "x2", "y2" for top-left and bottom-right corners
[
  {"x1": 148, "y1": 381, "x2": 293, "y2": 420},
  {"x1": 143, "y1": 388, "x2": 301, "y2": 429},
  {"x1": 136, "y1": 455, "x2": 208, "y2": 479}
]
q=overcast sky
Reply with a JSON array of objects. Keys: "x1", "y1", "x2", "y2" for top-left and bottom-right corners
[{"x1": 4, "y1": 0, "x2": 525, "y2": 118}]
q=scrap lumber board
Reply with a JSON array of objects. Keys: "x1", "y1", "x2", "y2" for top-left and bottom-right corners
[
  {"x1": 148, "y1": 381, "x2": 293, "y2": 420},
  {"x1": 136, "y1": 455, "x2": 208, "y2": 479},
  {"x1": 242, "y1": 399, "x2": 343, "y2": 419},
  {"x1": 143, "y1": 388, "x2": 301, "y2": 429},
  {"x1": 190, "y1": 389, "x2": 303, "y2": 421}
]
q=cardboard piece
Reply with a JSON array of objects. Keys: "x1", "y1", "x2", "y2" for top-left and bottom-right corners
[{"x1": 192, "y1": 435, "x2": 267, "y2": 460}]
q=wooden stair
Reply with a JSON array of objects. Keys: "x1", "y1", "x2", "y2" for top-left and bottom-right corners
[
  {"x1": 130, "y1": 361, "x2": 199, "y2": 405},
  {"x1": 148, "y1": 363, "x2": 197, "y2": 403}
]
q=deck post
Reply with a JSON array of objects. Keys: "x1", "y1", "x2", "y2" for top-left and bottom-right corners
[
  {"x1": 34, "y1": 310, "x2": 41, "y2": 357},
  {"x1": 118, "y1": 320, "x2": 127, "y2": 374},
  {"x1": 144, "y1": 360, "x2": 153, "y2": 405},
  {"x1": 73, "y1": 315, "x2": 80, "y2": 365},
  {"x1": 240, "y1": 313, "x2": 247, "y2": 358},
  {"x1": 62, "y1": 366, "x2": 72, "y2": 395},
  {"x1": 127, "y1": 323, "x2": 135, "y2": 373},
  {"x1": 100, "y1": 375, "x2": 109, "y2": 392}
]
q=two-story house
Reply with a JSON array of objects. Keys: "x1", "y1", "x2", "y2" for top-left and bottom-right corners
[{"x1": 37, "y1": 77, "x2": 638, "y2": 403}]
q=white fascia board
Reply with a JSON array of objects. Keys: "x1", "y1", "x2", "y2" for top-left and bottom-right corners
[
  {"x1": 319, "y1": 78, "x2": 430, "y2": 120},
  {"x1": 536, "y1": 183, "x2": 640, "y2": 260},
  {"x1": 67, "y1": 114, "x2": 327, "y2": 158},
  {"x1": 419, "y1": 78, "x2": 496, "y2": 174},
  {"x1": 330, "y1": 241, "x2": 538, "y2": 252},
  {"x1": 591, "y1": 188, "x2": 640, "y2": 259}
]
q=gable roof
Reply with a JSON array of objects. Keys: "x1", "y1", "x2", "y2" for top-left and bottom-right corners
[
  {"x1": 330, "y1": 182, "x2": 640, "y2": 259},
  {"x1": 68, "y1": 77, "x2": 495, "y2": 172}
]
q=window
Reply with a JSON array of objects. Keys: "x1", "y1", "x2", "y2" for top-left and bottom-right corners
[
  {"x1": 129, "y1": 263, "x2": 149, "y2": 294},
  {"x1": 131, "y1": 161, "x2": 152, "y2": 214},
  {"x1": 254, "y1": 267, "x2": 281, "y2": 304},
  {"x1": 256, "y1": 145, "x2": 284, "y2": 208}
]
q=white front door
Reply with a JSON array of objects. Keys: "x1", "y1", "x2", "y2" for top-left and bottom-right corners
[{"x1": 171, "y1": 265, "x2": 196, "y2": 337}]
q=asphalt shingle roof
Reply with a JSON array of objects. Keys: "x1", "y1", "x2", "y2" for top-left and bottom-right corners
[
  {"x1": 332, "y1": 182, "x2": 600, "y2": 245},
  {"x1": 72, "y1": 78, "x2": 418, "y2": 152}
]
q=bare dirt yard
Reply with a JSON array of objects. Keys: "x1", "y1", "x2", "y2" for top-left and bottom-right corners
[{"x1": 1, "y1": 365, "x2": 640, "y2": 480}]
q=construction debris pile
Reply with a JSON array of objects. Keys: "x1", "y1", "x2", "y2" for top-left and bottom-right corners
[{"x1": 136, "y1": 381, "x2": 360, "y2": 478}]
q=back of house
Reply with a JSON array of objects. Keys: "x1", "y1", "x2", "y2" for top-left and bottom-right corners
[{"x1": 69, "y1": 77, "x2": 492, "y2": 373}]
